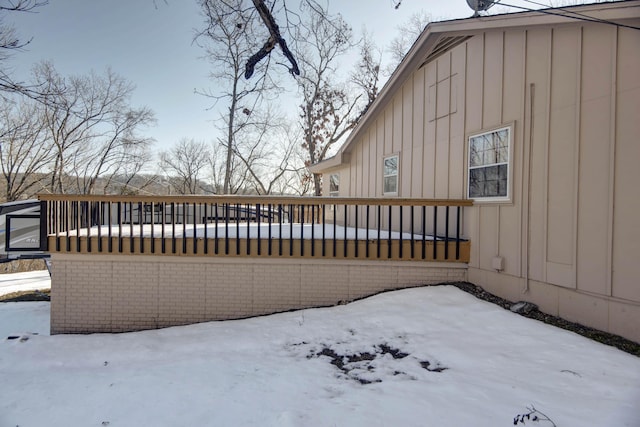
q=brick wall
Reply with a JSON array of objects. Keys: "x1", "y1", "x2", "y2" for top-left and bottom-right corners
[{"x1": 50, "y1": 254, "x2": 467, "y2": 334}]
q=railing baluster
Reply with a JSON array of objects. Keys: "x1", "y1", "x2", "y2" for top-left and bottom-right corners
[
  {"x1": 365, "y1": 205, "x2": 370, "y2": 258},
  {"x1": 311, "y1": 205, "x2": 315, "y2": 257},
  {"x1": 410, "y1": 206, "x2": 414, "y2": 259},
  {"x1": 182, "y1": 203, "x2": 187, "y2": 254},
  {"x1": 203, "y1": 203, "x2": 208, "y2": 255},
  {"x1": 445, "y1": 206, "x2": 450, "y2": 260},
  {"x1": 216, "y1": 203, "x2": 220, "y2": 255},
  {"x1": 433, "y1": 206, "x2": 438, "y2": 261},
  {"x1": 333, "y1": 204, "x2": 337, "y2": 257},
  {"x1": 247, "y1": 203, "x2": 252, "y2": 255},
  {"x1": 150, "y1": 202, "x2": 155, "y2": 254},
  {"x1": 343, "y1": 204, "x2": 348, "y2": 257},
  {"x1": 118, "y1": 202, "x2": 123, "y2": 253},
  {"x1": 97, "y1": 202, "x2": 102, "y2": 253},
  {"x1": 421, "y1": 206, "x2": 426, "y2": 260},
  {"x1": 161, "y1": 202, "x2": 166, "y2": 254},
  {"x1": 235, "y1": 203, "x2": 240, "y2": 255},
  {"x1": 257, "y1": 203, "x2": 261, "y2": 256},
  {"x1": 377, "y1": 205, "x2": 381, "y2": 259},
  {"x1": 55, "y1": 201, "x2": 61, "y2": 252},
  {"x1": 387, "y1": 205, "x2": 392, "y2": 259},
  {"x1": 289, "y1": 204, "x2": 293, "y2": 257},
  {"x1": 86, "y1": 202, "x2": 92, "y2": 253},
  {"x1": 193, "y1": 203, "x2": 198, "y2": 255},
  {"x1": 65, "y1": 201, "x2": 70, "y2": 251},
  {"x1": 399, "y1": 206, "x2": 403, "y2": 259},
  {"x1": 268, "y1": 204, "x2": 272, "y2": 256},
  {"x1": 139, "y1": 202, "x2": 144, "y2": 253},
  {"x1": 354, "y1": 205, "x2": 359, "y2": 258},
  {"x1": 76, "y1": 201, "x2": 81, "y2": 253},
  {"x1": 129, "y1": 202, "x2": 134, "y2": 253},
  {"x1": 171, "y1": 203, "x2": 176, "y2": 254},
  {"x1": 456, "y1": 206, "x2": 461, "y2": 260},
  {"x1": 278, "y1": 204, "x2": 283, "y2": 256},
  {"x1": 322, "y1": 204, "x2": 326, "y2": 257},
  {"x1": 300, "y1": 204, "x2": 305, "y2": 257}
]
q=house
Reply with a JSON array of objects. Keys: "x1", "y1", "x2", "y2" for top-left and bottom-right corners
[{"x1": 310, "y1": 1, "x2": 640, "y2": 342}]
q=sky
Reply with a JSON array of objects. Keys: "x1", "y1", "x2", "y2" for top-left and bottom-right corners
[
  {"x1": 1, "y1": 279, "x2": 639, "y2": 426},
  {"x1": 4, "y1": 0, "x2": 555, "y2": 155}
]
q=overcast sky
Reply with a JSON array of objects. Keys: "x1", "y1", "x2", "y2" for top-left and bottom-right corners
[{"x1": 6, "y1": 0, "x2": 553, "y2": 154}]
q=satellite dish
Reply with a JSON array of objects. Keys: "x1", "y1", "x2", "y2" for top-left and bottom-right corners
[{"x1": 466, "y1": 0, "x2": 496, "y2": 16}]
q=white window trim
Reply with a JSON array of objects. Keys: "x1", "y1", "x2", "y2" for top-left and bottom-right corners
[
  {"x1": 383, "y1": 154, "x2": 399, "y2": 196},
  {"x1": 466, "y1": 125, "x2": 513, "y2": 203}
]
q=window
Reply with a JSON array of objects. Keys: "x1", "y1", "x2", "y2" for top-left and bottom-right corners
[
  {"x1": 329, "y1": 174, "x2": 339, "y2": 197},
  {"x1": 383, "y1": 155, "x2": 398, "y2": 195},
  {"x1": 467, "y1": 126, "x2": 511, "y2": 201}
]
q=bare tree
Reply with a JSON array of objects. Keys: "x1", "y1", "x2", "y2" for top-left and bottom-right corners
[
  {"x1": 0, "y1": 99, "x2": 53, "y2": 201},
  {"x1": 160, "y1": 139, "x2": 211, "y2": 195},
  {"x1": 351, "y1": 32, "x2": 381, "y2": 118},
  {"x1": 384, "y1": 10, "x2": 431, "y2": 76},
  {"x1": 0, "y1": 1, "x2": 52, "y2": 100},
  {"x1": 270, "y1": 122, "x2": 312, "y2": 195},
  {"x1": 297, "y1": 3, "x2": 381, "y2": 195},
  {"x1": 196, "y1": 0, "x2": 285, "y2": 194},
  {"x1": 232, "y1": 109, "x2": 306, "y2": 195},
  {"x1": 102, "y1": 144, "x2": 156, "y2": 195},
  {"x1": 33, "y1": 62, "x2": 155, "y2": 194}
]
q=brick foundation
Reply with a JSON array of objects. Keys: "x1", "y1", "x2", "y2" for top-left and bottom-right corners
[{"x1": 50, "y1": 254, "x2": 467, "y2": 334}]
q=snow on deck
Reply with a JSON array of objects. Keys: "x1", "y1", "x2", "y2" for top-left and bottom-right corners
[{"x1": 56, "y1": 223, "x2": 439, "y2": 240}]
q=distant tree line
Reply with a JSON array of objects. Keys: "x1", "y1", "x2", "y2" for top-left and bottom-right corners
[{"x1": 0, "y1": 61, "x2": 155, "y2": 201}]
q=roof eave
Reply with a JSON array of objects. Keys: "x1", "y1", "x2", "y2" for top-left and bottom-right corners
[{"x1": 308, "y1": 152, "x2": 351, "y2": 174}]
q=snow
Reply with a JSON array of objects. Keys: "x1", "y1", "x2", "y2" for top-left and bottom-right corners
[
  {"x1": 0, "y1": 270, "x2": 50, "y2": 297},
  {"x1": 1, "y1": 274, "x2": 639, "y2": 426},
  {"x1": 61, "y1": 223, "x2": 438, "y2": 240}
]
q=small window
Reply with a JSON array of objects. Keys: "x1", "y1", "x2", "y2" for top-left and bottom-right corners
[
  {"x1": 467, "y1": 126, "x2": 511, "y2": 201},
  {"x1": 329, "y1": 174, "x2": 339, "y2": 197},
  {"x1": 383, "y1": 155, "x2": 398, "y2": 195}
]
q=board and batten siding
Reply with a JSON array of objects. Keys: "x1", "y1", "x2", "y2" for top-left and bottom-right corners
[{"x1": 324, "y1": 20, "x2": 640, "y2": 341}]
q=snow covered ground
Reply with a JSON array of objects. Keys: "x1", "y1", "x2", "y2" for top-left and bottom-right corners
[
  {"x1": 1, "y1": 274, "x2": 639, "y2": 426},
  {"x1": 0, "y1": 269, "x2": 50, "y2": 297}
]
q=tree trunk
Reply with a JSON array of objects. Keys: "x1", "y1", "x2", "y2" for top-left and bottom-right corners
[{"x1": 313, "y1": 173, "x2": 322, "y2": 196}]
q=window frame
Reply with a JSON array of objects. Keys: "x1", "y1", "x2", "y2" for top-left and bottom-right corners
[
  {"x1": 382, "y1": 154, "x2": 399, "y2": 196},
  {"x1": 328, "y1": 173, "x2": 339, "y2": 197},
  {"x1": 466, "y1": 125, "x2": 513, "y2": 203}
]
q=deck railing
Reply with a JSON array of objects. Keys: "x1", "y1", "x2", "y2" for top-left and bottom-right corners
[{"x1": 38, "y1": 195, "x2": 472, "y2": 262}]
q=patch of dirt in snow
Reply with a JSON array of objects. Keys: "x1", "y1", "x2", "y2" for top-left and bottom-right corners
[
  {"x1": 0, "y1": 289, "x2": 50, "y2": 302},
  {"x1": 306, "y1": 343, "x2": 446, "y2": 385}
]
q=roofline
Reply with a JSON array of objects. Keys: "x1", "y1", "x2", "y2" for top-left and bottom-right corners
[
  {"x1": 308, "y1": 152, "x2": 349, "y2": 174},
  {"x1": 313, "y1": 0, "x2": 640, "y2": 172}
]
